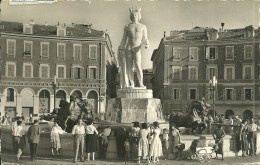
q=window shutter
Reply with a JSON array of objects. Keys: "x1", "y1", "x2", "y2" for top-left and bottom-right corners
[
  {"x1": 179, "y1": 89, "x2": 182, "y2": 99},
  {"x1": 188, "y1": 90, "x2": 190, "y2": 100},
  {"x1": 196, "y1": 89, "x2": 199, "y2": 100},
  {"x1": 86, "y1": 66, "x2": 90, "y2": 79},
  {"x1": 251, "y1": 89, "x2": 254, "y2": 100},
  {"x1": 233, "y1": 89, "x2": 236, "y2": 101},
  {"x1": 70, "y1": 68, "x2": 73, "y2": 79},
  {"x1": 223, "y1": 89, "x2": 226, "y2": 100},
  {"x1": 241, "y1": 89, "x2": 244, "y2": 100},
  {"x1": 80, "y1": 68, "x2": 83, "y2": 79},
  {"x1": 96, "y1": 67, "x2": 99, "y2": 80},
  {"x1": 206, "y1": 47, "x2": 209, "y2": 59}
]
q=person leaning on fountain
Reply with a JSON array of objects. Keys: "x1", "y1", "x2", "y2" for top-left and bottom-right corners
[
  {"x1": 212, "y1": 124, "x2": 225, "y2": 160},
  {"x1": 71, "y1": 119, "x2": 85, "y2": 163},
  {"x1": 118, "y1": 6, "x2": 149, "y2": 88}
]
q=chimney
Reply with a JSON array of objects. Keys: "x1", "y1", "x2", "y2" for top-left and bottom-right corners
[{"x1": 221, "y1": 23, "x2": 224, "y2": 31}]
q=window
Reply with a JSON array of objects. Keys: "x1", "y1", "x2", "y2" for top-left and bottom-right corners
[
  {"x1": 41, "y1": 42, "x2": 49, "y2": 58},
  {"x1": 207, "y1": 66, "x2": 218, "y2": 80},
  {"x1": 40, "y1": 64, "x2": 49, "y2": 78},
  {"x1": 172, "y1": 47, "x2": 181, "y2": 60},
  {"x1": 207, "y1": 89, "x2": 213, "y2": 100},
  {"x1": 189, "y1": 89, "x2": 197, "y2": 100},
  {"x1": 7, "y1": 39, "x2": 16, "y2": 57},
  {"x1": 244, "y1": 45, "x2": 252, "y2": 59},
  {"x1": 244, "y1": 89, "x2": 252, "y2": 100},
  {"x1": 225, "y1": 89, "x2": 233, "y2": 100},
  {"x1": 56, "y1": 65, "x2": 66, "y2": 79},
  {"x1": 189, "y1": 47, "x2": 198, "y2": 61},
  {"x1": 57, "y1": 43, "x2": 66, "y2": 59},
  {"x1": 89, "y1": 45, "x2": 97, "y2": 59},
  {"x1": 224, "y1": 65, "x2": 235, "y2": 80},
  {"x1": 226, "y1": 46, "x2": 234, "y2": 60},
  {"x1": 206, "y1": 47, "x2": 217, "y2": 60},
  {"x1": 172, "y1": 66, "x2": 181, "y2": 80},
  {"x1": 73, "y1": 67, "x2": 82, "y2": 79},
  {"x1": 243, "y1": 65, "x2": 253, "y2": 79},
  {"x1": 89, "y1": 67, "x2": 97, "y2": 79},
  {"x1": 6, "y1": 88, "x2": 15, "y2": 102},
  {"x1": 23, "y1": 24, "x2": 33, "y2": 34},
  {"x1": 73, "y1": 44, "x2": 82, "y2": 61},
  {"x1": 173, "y1": 89, "x2": 180, "y2": 100},
  {"x1": 189, "y1": 66, "x2": 198, "y2": 80},
  {"x1": 23, "y1": 63, "x2": 33, "y2": 78},
  {"x1": 57, "y1": 29, "x2": 66, "y2": 37},
  {"x1": 24, "y1": 41, "x2": 33, "y2": 57},
  {"x1": 6, "y1": 62, "x2": 16, "y2": 77}
]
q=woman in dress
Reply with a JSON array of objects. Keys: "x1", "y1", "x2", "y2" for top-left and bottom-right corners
[
  {"x1": 149, "y1": 121, "x2": 163, "y2": 163},
  {"x1": 85, "y1": 118, "x2": 98, "y2": 161},
  {"x1": 171, "y1": 125, "x2": 182, "y2": 160},
  {"x1": 138, "y1": 123, "x2": 149, "y2": 163},
  {"x1": 50, "y1": 121, "x2": 65, "y2": 156},
  {"x1": 240, "y1": 119, "x2": 248, "y2": 157},
  {"x1": 130, "y1": 122, "x2": 140, "y2": 160}
]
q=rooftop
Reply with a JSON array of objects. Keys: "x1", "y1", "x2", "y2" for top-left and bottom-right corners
[
  {"x1": 166, "y1": 25, "x2": 255, "y2": 41},
  {"x1": 0, "y1": 21, "x2": 105, "y2": 38}
]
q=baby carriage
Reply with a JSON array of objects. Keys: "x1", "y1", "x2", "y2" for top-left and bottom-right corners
[{"x1": 188, "y1": 139, "x2": 218, "y2": 163}]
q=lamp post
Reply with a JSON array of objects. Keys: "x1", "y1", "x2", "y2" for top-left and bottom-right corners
[
  {"x1": 209, "y1": 76, "x2": 218, "y2": 120},
  {"x1": 51, "y1": 75, "x2": 59, "y2": 112}
]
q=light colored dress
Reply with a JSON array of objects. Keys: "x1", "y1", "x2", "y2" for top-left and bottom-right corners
[
  {"x1": 50, "y1": 125, "x2": 64, "y2": 149},
  {"x1": 138, "y1": 129, "x2": 149, "y2": 157},
  {"x1": 149, "y1": 128, "x2": 163, "y2": 157}
]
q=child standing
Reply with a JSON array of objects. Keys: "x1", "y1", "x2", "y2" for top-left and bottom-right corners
[
  {"x1": 162, "y1": 128, "x2": 169, "y2": 160},
  {"x1": 138, "y1": 123, "x2": 149, "y2": 164},
  {"x1": 50, "y1": 121, "x2": 65, "y2": 156}
]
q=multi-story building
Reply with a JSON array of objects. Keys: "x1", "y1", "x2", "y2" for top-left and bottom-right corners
[
  {"x1": 0, "y1": 21, "x2": 117, "y2": 120},
  {"x1": 152, "y1": 25, "x2": 260, "y2": 119}
]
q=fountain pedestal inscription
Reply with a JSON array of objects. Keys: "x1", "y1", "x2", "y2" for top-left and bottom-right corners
[{"x1": 105, "y1": 88, "x2": 164, "y2": 123}]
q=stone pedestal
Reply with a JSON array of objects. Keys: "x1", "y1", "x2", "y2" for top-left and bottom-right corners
[
  {"x1": 117, "y1": 88, "x2": 153, "y2": 98},
  {"x1": 106, "y1": 88, "x2": 164, "y2": 123}
]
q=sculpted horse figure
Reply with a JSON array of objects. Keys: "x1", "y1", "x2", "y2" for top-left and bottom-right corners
[
  {"x1": 169, "y1": 100, "x2": 210, "y2": 134},
  {"x1": 40, "y1": 97, "x2": 95, "y2": 133}
]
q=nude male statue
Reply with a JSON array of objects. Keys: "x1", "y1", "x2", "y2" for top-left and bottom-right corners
[{"x1": 118, "y1": 7, "x2": 149, "y2": 88}]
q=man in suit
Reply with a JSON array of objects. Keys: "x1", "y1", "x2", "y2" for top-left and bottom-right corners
[{"x1": 27, "y1": 119, "x2": 41, "y2": 161}]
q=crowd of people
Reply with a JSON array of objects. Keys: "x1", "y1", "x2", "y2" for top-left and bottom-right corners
[{"x1": 7, "y1": 114, "x2": 260, "y2": 163}]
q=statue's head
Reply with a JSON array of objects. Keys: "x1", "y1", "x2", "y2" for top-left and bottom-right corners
[{"x1": 129, "y1": 7, "x2": 142, "y2": 21}]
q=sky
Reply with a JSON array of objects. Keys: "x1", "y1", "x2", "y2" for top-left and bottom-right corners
[{"x1": 1, "y1": 0, "x2": 259, "y2": 69}]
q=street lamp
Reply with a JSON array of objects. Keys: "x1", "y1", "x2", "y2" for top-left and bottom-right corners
[
  {"x1": 209, "y1": 75, "x2": 218, "y2": 120},
  {"x1": 51, "y1": 75, "x2": 59, "y2": 113}
]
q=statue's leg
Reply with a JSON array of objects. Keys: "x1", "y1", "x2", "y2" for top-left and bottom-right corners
[
  {"x1": 122, "y1": 54, "x2": 129, "y2": 87},
  {"x1": 133, "y1": 48, "x2": 144, "y2": 87},
  {"x1": 126, "y1": 49, "x2": 134, "y2": 87}
]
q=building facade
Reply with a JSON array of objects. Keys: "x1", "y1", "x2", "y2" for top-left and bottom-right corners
[
  {"x1": 0, "y1": 21, "x2": 117, "y2": 120},
  {"x1": 152, "y1": 25, "x2": 260, "y2": 119}
]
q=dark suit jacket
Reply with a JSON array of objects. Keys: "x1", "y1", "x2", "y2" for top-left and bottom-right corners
[{"x1": 27, "y1": 124, "x2": 41, "y2": 143}]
